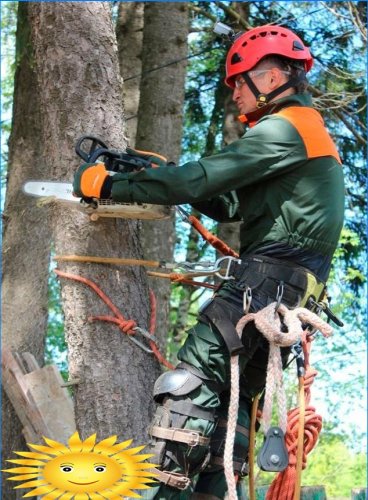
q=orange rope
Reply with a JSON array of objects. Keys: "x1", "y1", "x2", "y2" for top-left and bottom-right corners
[
  {"x1": 188, "y1": 215, "x2": 239, "y2": 258},
  {"x1": 265, "y1": 335, "x2": 321, "y2": 500},
  {"x1": 54, "y1": 269, "x2": 173, "y2": 368}
]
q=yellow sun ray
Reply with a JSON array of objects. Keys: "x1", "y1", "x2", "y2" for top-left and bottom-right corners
[
  {"x1": 42, "y1": 436, "x2": 70, "y2": 454},
  {"x1": 93, "y1": 435, "x2": 118, "y2": 453},
  {"x1": 14, "y1": 479, "x2": 48, "y2": 489},
  {"x1": 129, "y1": 453, "x2": 156, "y2": 462},
  {"x1": 1, "y1": 466, "x2": 40, "y2": 474},
  {"x1": 87, "y1": 493, "x2": 106, "y2": 500},
  {"x1": 27, "y1": 443, "x2": 63, "y2": 456},
  {"x1": 14, "y1": 451, "x2": 54, "y2": 460},
  {"x1": 67, "y1": 431, "x2": 88, "y2": 453},
  {"x1": 57, "y1": 492, "x2": 74, "y2": 500},
  {"x1": 42, "y1": 489, "x2": 65, "y2": 500},
  {"x1": 23, "y1": 485, "x2": 58, "y2": 497},
  {"x1": 80, "y1": 433, "x2": 97, "y2": 452},
  {"x1": 6, "y1": 458, "x2": 47, "y2": 466},
  {"x1": 123, "y1": 470, "x2": 158, "y2": 478},
  {"x1": 108, "y1": 439, "x2": 133, "y2": 454},
  {"x1": 6, "y1": 473, "x2": 40, "y2": 481}
]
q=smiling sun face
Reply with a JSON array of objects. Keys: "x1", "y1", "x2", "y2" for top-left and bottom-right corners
[{"x1": 3, "y1": 432, "x2": 157, "y2": 499}]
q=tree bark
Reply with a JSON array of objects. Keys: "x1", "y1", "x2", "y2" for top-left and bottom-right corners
[
  {"x1": 134, "y1": 2, "x2": 189, "y2": 348},
  {"x1": 28, "y1": 2, "x2": 160, "y2": 442},
  {"x1": 1, "y1": 4, "x2": 52, "y2": 498},
  {"x1": 116, "y1": 2, "x2": 144, "y2": 145}
]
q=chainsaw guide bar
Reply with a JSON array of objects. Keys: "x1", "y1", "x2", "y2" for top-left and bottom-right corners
[{"x1": 23, "y1": 181, "x2": 172, "y2": 221}]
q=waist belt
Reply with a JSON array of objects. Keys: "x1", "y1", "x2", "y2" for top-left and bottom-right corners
[{"x1": 229, "y1": 254, "x2": 325, "y2": 308}]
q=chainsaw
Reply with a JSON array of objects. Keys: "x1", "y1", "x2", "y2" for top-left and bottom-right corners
[{"x1": 23, "y1": 135, "x2": 172, "y2": 221}]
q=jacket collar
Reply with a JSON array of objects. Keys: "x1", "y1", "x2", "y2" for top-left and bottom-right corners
[{"x1": 238, "y1": 93, "x2": 313, "y2": 128}]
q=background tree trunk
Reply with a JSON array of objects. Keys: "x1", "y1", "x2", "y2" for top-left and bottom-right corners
[
  {"x1": 217, "y1": 3, "x2": 250, "y2": 255},
  {"x1": 28, "y1": 2, "x2": 160, "y2": 442},
  {"x1": 134, "y1": 2, "x2": 189, "y2": 348},
  {"x1": 116, "y1": 2, "x2": 144, "y2": 145},
  {"x1": 1, "y1": 4, "x2": 52, "y2": 498}
]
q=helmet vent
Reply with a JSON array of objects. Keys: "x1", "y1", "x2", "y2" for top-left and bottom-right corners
[
  {"x1": 231, "y1": 53, "x2": 243, "y2": 64},
  {"x1": 271, "y1": 31, "x2": 278, "y2": 35},
  {"x1": 293, "y1": 40, "x2": 305, "y2": 51},
  {"x1": 241, "y1": 41, "x2": 248, "y2": 47},
  {"x1": 249, "y1": 34, "x2": 257, "y2": 40},
  {"x1": 259, "y1": 31, "x2": 267, "y2": 37},
  {"x1": 281, "y1": 33, "x2": 287, "y2": 37}
]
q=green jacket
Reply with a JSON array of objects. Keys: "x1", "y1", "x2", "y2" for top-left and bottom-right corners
[{"x1": 111, "y1": 94, "x2": 344, "y2": 258}]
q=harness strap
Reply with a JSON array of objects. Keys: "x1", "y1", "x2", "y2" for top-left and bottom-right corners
[
  {"x1": 210, "y1": 455, "x2": 249, "y2": 477},
  {"x1": 164, "y1": 399, "x2": 216, "y2": 421},
  {"x1": 151, "y1": 468, "x2": 191, "y2": 491},
  {"x1": 149, "y1": 426, "x2": 210, "y2": 447},
  {"x1": 217, "y1": 418, "x2": 250, "y2": 438},
  {"x1": 200, "y1": 300, "x2": 244, "y2": 356}
]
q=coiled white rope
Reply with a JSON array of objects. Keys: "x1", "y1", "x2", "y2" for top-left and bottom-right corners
[{"x1": 224, "y1": 302, "x2": 333, "y2": 499}]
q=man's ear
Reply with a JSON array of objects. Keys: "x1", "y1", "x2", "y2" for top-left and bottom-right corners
[{"x1": 268, "y1": 68, "x2": 282, "y2": 89}]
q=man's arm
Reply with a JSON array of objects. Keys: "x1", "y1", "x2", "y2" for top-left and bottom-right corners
[{"x1": 191, "y1": 191, "x2": 241, "y2": 222}]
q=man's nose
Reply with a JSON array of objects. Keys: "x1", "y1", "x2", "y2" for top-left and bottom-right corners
[{"x1": 232, "y1": 87, "x2": 240, "y2": 101}]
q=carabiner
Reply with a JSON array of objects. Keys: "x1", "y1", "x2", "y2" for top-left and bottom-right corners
[
  {"x1": 243, "y1": 287, "x2": 252, "y2": 314},
  {"x1": 214, "y1": 256, "x2": 242, "y2": 280},
  {"x1": 275, "y1": 281, "x2": 284, "y2": 312},
  {"x1": 129, "y1": 327, "x2": 157, "y2": 353}
]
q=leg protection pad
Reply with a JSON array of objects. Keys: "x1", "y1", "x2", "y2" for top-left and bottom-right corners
[
  {"x1": 153, "y1": 368, "x2": 203, "y2": 402},
  {"x1": 148, "y1": 368, "x2": 217, "y2": 490}
]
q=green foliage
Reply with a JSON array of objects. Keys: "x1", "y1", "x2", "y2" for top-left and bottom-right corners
[
  {"x1": 302, "y1": 434, "x2": 367, "y2": 497},
  {"x1": 45, "y1": 268, "x2": 68, "y2": 381}
]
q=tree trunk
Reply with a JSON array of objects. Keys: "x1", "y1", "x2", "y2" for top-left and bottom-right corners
[
  {"x1": 134, "y1": 2, "x2": 189, "y2": 348},
  {"x1": 116, "y1": 2, "x2": 144, "y2": 145},
  {"x1": 1, "y1": 4, "x2": 52, "y2": 497},
  {"x1": 28, "y1": 2, "x2": 160, "y2": 442},
  {"x1": 217, "y1": 4, "x2": 250, "y2": 255}
]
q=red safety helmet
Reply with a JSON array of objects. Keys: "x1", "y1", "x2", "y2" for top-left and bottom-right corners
[{"x1": 225, "y1": 25, "x2": 313, "y2": 89}]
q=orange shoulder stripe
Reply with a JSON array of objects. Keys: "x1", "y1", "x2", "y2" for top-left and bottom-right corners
[{"x1": 275, "y1": 107, "x2": 341, "y2": 164}]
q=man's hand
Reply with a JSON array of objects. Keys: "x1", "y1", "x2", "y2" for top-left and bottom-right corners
[{"x1": 73, "y1": 162, "x2": 113, "y2": 201}]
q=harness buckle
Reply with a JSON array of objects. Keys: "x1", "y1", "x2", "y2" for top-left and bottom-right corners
[{"x1": 214, "y1": 256, "x2": 242, "y2": 280}]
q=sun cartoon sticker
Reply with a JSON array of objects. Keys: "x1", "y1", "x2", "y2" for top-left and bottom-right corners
[{"x1": 2, "y1": 431, "x2": 157, "y2": 499}]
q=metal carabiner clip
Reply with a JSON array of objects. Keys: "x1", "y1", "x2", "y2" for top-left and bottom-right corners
[
  {"x1": 214, "y1": 256, "x2": 242, "y2": 280},
  {"x1": 275, "y1": 281, "x2": 284, "y2": 313},
  {"x1": 243, "y1": 287, "x2": 252, "y2": 314},
  {"x1": 129, "y1": 327, "x2": 157, "y2": 353}
]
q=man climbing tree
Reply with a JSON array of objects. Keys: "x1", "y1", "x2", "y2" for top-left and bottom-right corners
[{"x1": 74, "y1": 25, "x2": 344, "y2": 499}]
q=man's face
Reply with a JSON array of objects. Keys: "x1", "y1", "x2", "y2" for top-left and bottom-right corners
[
  {"x1": 232, "y1": 70, "x2": 270, "y2": 115},
  {"x1": 232, "y1": 67, "x2": 291, "y2": 115}
]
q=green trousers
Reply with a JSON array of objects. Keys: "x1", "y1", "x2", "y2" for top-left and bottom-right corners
[{"x1": 142, "y1": 283, "x2": 290, "y2": 499}]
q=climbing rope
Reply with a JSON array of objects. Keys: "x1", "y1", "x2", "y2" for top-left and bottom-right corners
[
  {"x1": 176, "y1": 206, "x2": 239, "y2": 258},
  {"x1": 265, "y1": 337, "x2": 323, "y2": 500},
  {"x1": 54, "y1": 269, "x2": 174, "y2": 370},
  {"x1": 224, "y1": 302, "x2": 332, "y2": 500}
]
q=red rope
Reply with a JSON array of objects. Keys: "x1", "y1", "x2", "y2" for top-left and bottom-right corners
[
  {"x1": 54, "y1": 269, "x2": 173, "y2": 368},
  {"x1": 188, "y1": 215, "x2": 239, "y2": 258},
  {"x1": 265, "y1": 336, "x2": 322, "y2": 500}
]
